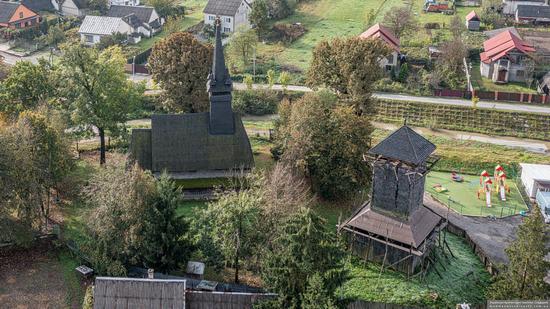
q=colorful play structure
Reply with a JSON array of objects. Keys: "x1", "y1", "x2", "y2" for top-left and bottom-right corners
[{"x1": 476, "y1": 165, "x2": 511, "y2": 208}]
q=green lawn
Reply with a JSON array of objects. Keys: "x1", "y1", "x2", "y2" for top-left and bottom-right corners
[
  {"x1": 426, "y1": 171, "x2": 529, "y2": 217},
  {"x1": 342, "y1": 233, "x2": 491, "y2": 308},
  {"x1": 259, "y1": 0, "x2": 403, "y2": 71}
]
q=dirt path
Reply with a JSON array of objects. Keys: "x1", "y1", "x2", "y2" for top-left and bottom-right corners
[
  {"x1": 373, "y1": 122, "x2": 550, "y2": 154},
  {"x1": 0, "y1": 242, "x2": 69, "y2": 309}
]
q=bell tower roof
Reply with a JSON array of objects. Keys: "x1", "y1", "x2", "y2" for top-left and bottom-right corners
[{"x1": 207, "y1": 18, "x2": 233, "y2": 94}]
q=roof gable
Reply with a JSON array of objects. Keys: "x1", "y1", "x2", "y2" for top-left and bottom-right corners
[
  {"x1": 0, "y1": 2, "x2": 20, "y2": 23},
  {"x1": 368, "y1": 125, "x2": 436, "y2": 165},
  {"x1": 359, "y1": 23, "x2": 400, "y2": 52},
  {"x1": 93, "y1": 277, "x2": 186, "y2": 308},
  {"x1": 466, "y1": 10, "x2": 480, "y2": 21},
  {"x1": 107, "y1": 5, "x2": 157, "y2": 24},
  {"x1": 516, "y1": 5, "x2": 550, "y2": 18},
  {"x1": 480, "y1": 30, "x2": 535, "y2": 63},
  {"x1": 78, "y1": 15, "x2": 130, "y2": 35},
  {"x1": 204, "y1": 0, "x2": 247, "y2": 16}
]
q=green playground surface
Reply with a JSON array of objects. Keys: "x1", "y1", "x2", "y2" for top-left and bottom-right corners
[{"x1": 425, "y1": 171, "x2": 529, "y2": 218}]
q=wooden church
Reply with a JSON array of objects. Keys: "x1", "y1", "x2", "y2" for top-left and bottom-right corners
[
  {"x1": 339, "y1": 125, "x2": 443, "y2": 275},
  {"x1": 129, "y1": 19, "x2": 254, "y2": 179}
]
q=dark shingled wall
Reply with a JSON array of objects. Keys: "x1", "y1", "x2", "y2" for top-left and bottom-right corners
[
  {"x1": 151, "y1": 113, "x2": 253, "y2": 173},
  {"x1": 371, "y1": 161, "x2": 427, "y2": 219},
  {"x1": 129, "y1": 129, "x2": 152, "y2": 171}
]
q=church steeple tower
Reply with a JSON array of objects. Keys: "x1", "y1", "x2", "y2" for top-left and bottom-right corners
[{"x1": 207, "y1": 18, "x2": 234, "y2": 135}]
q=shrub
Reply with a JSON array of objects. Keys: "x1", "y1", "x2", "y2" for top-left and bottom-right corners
[{"x1": 233, "y1": 89, "x2": 280, "y2": 115}]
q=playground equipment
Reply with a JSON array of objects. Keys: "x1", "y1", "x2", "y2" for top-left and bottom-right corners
[
  {"x1": 477, "y1": 170, "x2": 493, "y2": 208},
  {"x1": 433, "y1": 183, "x2": 448, "y2": 193},
  {"x1": 494, "y1": 165, "x2": 511, "y2": 202},
  {"x1": 451, "y1": 171, "x2": 464, "y2": 182}
]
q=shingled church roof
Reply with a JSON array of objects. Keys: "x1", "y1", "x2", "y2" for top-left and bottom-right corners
[
  {"x1": 129, "y1": 19, "x2": 253, "y2": 179},
  {"x1": 368, "y1": 126, "x2": 436, "y2": 165}
]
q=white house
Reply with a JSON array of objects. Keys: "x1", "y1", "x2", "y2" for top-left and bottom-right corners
[
  {"x1": 110, "y1": 0, "x2": 140, "y2": 6},
  {"x1": 359, "y1": 23, "x2": 401, "y2": 72},
  {"x1": 107, "y1": 5, "x2": 163, "y2": 37},
  {"x1": 480, "y1": 29, "x2": 536, "y2": 83},
  {"x1": 51, "y1": 0, "x2": 88, "y2": 16},
  {"x1": 78, "y1": 15, "x2": 134, "y2": 46},
  {"x1": 502, "y1": 0, "x2": 548, "y2": 15},
  {"x1": 520, "y1": 163, "x2": 550, "y2": 198},
  {"x1": 203, "y1": 0, "x2": 252, "y2": 33}
]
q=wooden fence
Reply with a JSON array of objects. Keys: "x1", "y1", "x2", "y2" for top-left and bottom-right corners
[{"x1": 433, "y1": 89, "x2": 549, "y2": 104}]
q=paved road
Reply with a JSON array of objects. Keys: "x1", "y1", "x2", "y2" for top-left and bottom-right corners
[
  {"x1": 0, "y1": 50, "x2": 50, "y2": 66},
  {"x1": 132, "y1": 75, "x2": 550, "y2": 115}
]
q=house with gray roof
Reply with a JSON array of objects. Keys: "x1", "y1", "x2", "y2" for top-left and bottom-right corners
[
  {"x1": 129, "y1": 19, "x2": 254, "y2": 180},
  {"x1": 107, "y1": 5, "x2": 163, "y2": 37},
  {"x1": 51, "y1": 0, "x2": 88, "y2": 16},
  {"x1": 503, "y1": 0, "x2": 548, "y2": 15},
  {"x1": 204, "y1": 0, "x2": 252, "y2": 33},
  {"x1": 516, "y1": 4, "x2": 550, "y2": 23},
  {"x1": 21, "y1": 0, "x2": 54, "y2": 12},
  {"x1": 78, "y1": 15, "x2": 135, "y2": 46},
  {"x1": 92, "y1": 276, "x2": 274, "y2": 309}
]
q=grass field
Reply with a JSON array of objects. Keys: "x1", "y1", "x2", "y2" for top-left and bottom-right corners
[
  {"x1": 260, "y1": 0, "x2": 404, "y2": 71},
  {"x1": 426, "y1": 171, "x2": 529, "y2": 217}
]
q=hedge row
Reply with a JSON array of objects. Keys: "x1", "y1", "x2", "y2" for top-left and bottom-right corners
[{"x1": 373, "y1": 99, "x2": 550, "y2": 141}]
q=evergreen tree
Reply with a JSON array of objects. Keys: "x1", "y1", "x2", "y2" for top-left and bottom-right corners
[
  {"x1": 398, "y1": 63, "x2": 409, "y2": 83},
  {"x1": 250, "y1": 0, "x2": 269, "y2": 38},
  {"x1": 141, "y1": 173, "x2": 194, "y2": 273},
  {"x1": 261, "y1": 208, "x2": 348, "y2": 308},
  {"x1": 488, "y1": 204, "x2": 550, "y2": 299}
]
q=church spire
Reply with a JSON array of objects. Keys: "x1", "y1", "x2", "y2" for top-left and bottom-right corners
[
  {"x1": 207, "y1": 18, "x2": 235, "y2": 135},
  {"x1": 207, "y1": 18, "x2": 233, "y2": 94}
]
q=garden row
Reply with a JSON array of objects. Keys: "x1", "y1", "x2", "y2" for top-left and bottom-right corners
[{"x1": 373, "y1": 99, "x2": 550, "y2": 140}]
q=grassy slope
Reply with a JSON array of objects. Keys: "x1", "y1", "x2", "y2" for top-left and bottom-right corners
[
  {"x1": 343, "y1": 234, "x2": 491, "y2": 308},
  {"x1": 260, "y1": 0, "x2": 403, "y2": 71}
]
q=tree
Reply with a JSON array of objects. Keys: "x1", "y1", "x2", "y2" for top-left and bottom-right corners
[
  {"x1": 250, "y1": 0, "x2": 269, "y2": 38},
  {"x1": 307, "y1": 37, "x2": 390, "y2": 113},
  {"x1": 383, "y1": 6, "x2": 417, "y2": 39},
  {"x1": 0, "y1": 55, "x2": 9, "y2": 81},
  {"x1": 201, "y1": 189, "x2": 261, "y2": 283},
  {"x1": 398, "y1": 63, "x2": 409, "y2": 83},
  {"x1": 84, "y1": 164, "x2": 157, "y2": 275},
  {"x1": 148, "y1": 32, "x2": 212, "y2": 113},
  {"x1": 141, "y1": 173, "x2": 194, "y2": 273},
  {"x1": 88, "y1": 0, "x2": 108, "y2": 13},
  {"x1": 267, "y1": 0, "x2": 292, "y2": 19},
  {"x1": 278, "y1": 71, "x2": 291, "y2": 93},
  {"x1": 0, "y1": 111, "x2": 73, "y2": 233},
  {"x1": 163, "y1": 15, "x2": 183, "y2": 35},
  {"x1": 488, "y1": 204, "x2": 549, "y2": 299},
  {"x1": 524, "y1": 58, "x2": 536, "y2": 89},
  {"x1": 42, "y1": 25, "x2": 65, "y2": 50},
  {"x1": 273, "y1": 91, "x2": 373, "y2": 200},
  {"x1": 96, "y1": 32, "x2": 127, "y2": 50},
  {"x1": 267, "y1": 69, "x2": 276, "y2": 89},
  {"x1": 481, "y1": 0, "x2": 505, "y2": 29},
  {"x1": 260, "y1": 208, "x2": 348, "y2": 308},
  {"x1": 449, "y1": 15, "x2": 465, "y2": 39},
  {"x1": 436, "y1": 38, "x2": 468, "y2": 89},
  {"x1": 58, "y1": 45, "x2": 144, "y2": 165},
  {"x1": 146, "y1": 0, "x2": 178, "y2": 17},
  {"x1": 227, "y1": 28, "x2": 258, "y2": 71},
  {"x1": 0, "y1": 60, "x2": 55, "y2": 117}
]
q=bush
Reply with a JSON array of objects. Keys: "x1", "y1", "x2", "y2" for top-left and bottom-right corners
[{"x1": 233, "y1": 89, "x2": 280, "y2": 115}]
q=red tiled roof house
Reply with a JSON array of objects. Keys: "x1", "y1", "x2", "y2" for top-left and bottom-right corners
[
  {"x1": 0, "y1": 1, "x2": 41, "y2": 30},
  {"x1": 465, "y1": 10, "x2": 481, "y2": 31},
  {"x1": 359, "y1": 23, "x2": 400, "y2": 72},
  {"x1": 479, "y1": 30, "x2": 536, "y2": 83}
]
